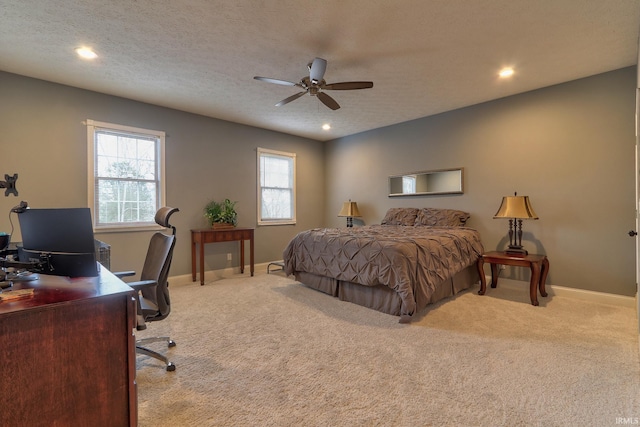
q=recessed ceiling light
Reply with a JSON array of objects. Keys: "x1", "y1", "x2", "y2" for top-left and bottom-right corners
[
  {"x1": 499, "y1": 67, "x2": 514, "y2": 78},
  {"x1": 322, "y1": 124, "x2": 331, "y2": 130},
  {"x1": 76, "y1": 47, "x2": 97, "y2": 59}
]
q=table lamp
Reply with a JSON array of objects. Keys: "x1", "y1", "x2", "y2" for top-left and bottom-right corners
[
  {"x1": 338, "y1": 200, "x2": 361, "y2": 227},
  {"x1": 493, "y1": 192, "x2": 538, "y2": 255}
]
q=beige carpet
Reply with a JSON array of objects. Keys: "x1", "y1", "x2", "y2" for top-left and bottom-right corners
[{"x1": 136, "y1": 272, "x2": 640, "y2": 427}]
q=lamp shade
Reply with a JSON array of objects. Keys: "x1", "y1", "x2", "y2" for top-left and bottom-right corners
[
  {"x1": 338, "y1": 201, "x2": 361, "y2": 217},
  {"x1": 493, "y1": 195, "x2": 538, "y2": 220}
]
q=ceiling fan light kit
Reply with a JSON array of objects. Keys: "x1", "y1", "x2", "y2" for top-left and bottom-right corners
[{"x1": 254, "y1": 57, "x2": 373, "y2": 111}]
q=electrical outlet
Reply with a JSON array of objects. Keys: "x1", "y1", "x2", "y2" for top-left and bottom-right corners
[
  {"x1": 499, "y1": 265, "x2": 506, "y2": 271},
  {"x1": 227, "y1": 253, "x2": 232, "y2": 261}
]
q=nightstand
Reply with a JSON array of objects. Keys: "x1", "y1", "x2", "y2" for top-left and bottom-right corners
[{"x1": 477, "y1": 251, "x2": 549, "y2": 306}]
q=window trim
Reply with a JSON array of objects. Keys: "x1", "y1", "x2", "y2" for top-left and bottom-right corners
[
  {"x1": 87, "y1": 119, "x2": 166, "y2": 232},
  {"x1": 257, "y1": 147, "x2": 296, "y2": 226}
]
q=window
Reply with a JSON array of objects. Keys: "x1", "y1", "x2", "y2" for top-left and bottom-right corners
[
  {"x1": 257, "y1": 148, "x2": 296, "y2": 225},
  {"x1": 402, "y1": 175, "x2": 417, "y2": 194},
  {"x1": 87, "y1": 120, "x2": 165, "y2": 231}
]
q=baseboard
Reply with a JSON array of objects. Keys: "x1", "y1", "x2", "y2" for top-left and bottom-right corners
[
  {"x1": 169, "y1": 261, "x2": 277, "y2": 286},
  {"x1": 167, "y1": 268, "x2": 634, "y2": 308},
  {"x1": 487, "y1": 276, "x2": 636, "y2": 308}
]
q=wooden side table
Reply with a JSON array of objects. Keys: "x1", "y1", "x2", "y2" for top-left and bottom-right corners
[
  {"x1": 477, "y1": 251, "x2": 549, "y2": 306},
  {"x1": 191, "y1": 228, "x2": 255, "y2": 285}
]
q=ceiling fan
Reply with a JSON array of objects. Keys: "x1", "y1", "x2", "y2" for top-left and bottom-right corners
[{"x1": 253, "y1": 57, "x2": 373, "y2": 111}]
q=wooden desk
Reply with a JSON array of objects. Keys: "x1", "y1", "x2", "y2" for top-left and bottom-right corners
[
  {"x1": 0, "y1": 267, "x2": 137, "y2": 426},
  {"x1": 477, "y1": 251, "x2": 549, "y2": 306},
  {"x1": 191, "y1": 228, "x2": 255, "y2": 285}
]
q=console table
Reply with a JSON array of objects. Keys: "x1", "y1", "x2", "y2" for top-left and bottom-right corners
[
  {"x1": 0, "y1": 267, "x2": 137, "y2": 426},
  {"x1": 191, "y1": 228, "x2": 255, "y2": 285},
  {"x1": 477, "y1": 251, "x2": 549, "y2": 306}
]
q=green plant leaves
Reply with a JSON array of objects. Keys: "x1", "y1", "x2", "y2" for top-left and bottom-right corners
[{"x1": 204, "y1": 198, "x2": 238, "y2": 226}]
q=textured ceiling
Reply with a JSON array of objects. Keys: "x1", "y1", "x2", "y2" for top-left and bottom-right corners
[{"x1": 0, "y1": 1, "x2": 638, "y2": 141}]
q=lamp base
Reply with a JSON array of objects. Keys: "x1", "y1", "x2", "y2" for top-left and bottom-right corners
[{"x1": 505, "y1": 246, "x2": 528, "y2": 256}]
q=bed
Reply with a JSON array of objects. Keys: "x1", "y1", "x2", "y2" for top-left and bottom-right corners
[{"x1": 282, "y1": 207, "x2": 484, "y2": 322}]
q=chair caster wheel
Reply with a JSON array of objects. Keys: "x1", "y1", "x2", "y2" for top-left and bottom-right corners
[
  {"x1": 168, "y1": 340, "x2": 176, "y2": 348},
  {"x1": 166, "y1": 363, "x2": 176, "y2": 372}
]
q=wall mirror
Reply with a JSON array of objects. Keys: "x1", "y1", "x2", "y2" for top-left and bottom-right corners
[{"x1": 389, "y1": 168, "x2": 464, "y2": 197}]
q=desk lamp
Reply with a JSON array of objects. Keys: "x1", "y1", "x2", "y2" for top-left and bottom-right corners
[
  {"x1": 338, "y1": 200, "x2": 361, "y2": 227},
  {"x1": 493, "y1": 192, "x2": 538, "y2": 255}
]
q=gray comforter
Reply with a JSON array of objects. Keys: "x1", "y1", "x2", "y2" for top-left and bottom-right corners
[{"x1": 283, "y1": 225, "x2": 484, "y2": 317}]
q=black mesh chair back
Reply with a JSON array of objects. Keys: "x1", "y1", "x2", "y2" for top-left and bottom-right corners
[
  {"x1": 138, "y1": 207, "x2": 178, "y2": 322},
  {"x1": 116, "y1": 206, "x2": 179, "y2": 371}
]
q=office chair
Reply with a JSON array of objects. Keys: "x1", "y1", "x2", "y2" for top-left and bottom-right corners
[{"x1": 116, "y1": 206, "x2": 179, "y2": 371}]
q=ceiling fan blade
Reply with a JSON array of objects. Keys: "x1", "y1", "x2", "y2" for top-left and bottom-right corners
[
  {"x1": 275, "y1": 91, "x2": 306, "y2": 107},
  {"x1": 309, "y1": 57, "x2": 327, "y2": 85},
  {"x1": 317, "y1": 92, "x2": 340, "y2": 110},
  {"x1": 254, "y1": 76, "x2": 298, "y2": 87},
  {"x1": 322, "y1": 81, "x2": 374, "y2": 90}
]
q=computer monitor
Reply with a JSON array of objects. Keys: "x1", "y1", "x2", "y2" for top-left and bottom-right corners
[{"x1": 17, "y1": 208, "x2": 99, "y2": 277}]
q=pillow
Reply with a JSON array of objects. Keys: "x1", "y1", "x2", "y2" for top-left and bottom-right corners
[
  {"x1": 414, "y1": 208, "x2": 470, "y2": 227},
  {"x1": 381, "y1": 208, "x2": 419, "y2": 226}
]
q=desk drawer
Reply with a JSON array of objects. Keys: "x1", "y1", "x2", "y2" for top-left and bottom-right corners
[
  {"x1": 212, "y1": 231, "x2": 247, "y2": 242},
  {"x1": 195, "y1": 229, "x2": 253, "y2": 243}
]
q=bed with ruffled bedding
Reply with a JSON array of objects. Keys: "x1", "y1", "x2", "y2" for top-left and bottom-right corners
[{"x1": 282, "y1": 208, "x2": 484, "y2": 322}]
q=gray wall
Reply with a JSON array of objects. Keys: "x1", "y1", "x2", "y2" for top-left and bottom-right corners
[
  {"x1": 325, "y1": 67, "x2": 636, "y2": 296},
  {"x1": 0, "y1": 71, "x2": 325, "y2": 277},
  {"x1": 1, "y1": 67, "x2": 635, "y2": 297}
]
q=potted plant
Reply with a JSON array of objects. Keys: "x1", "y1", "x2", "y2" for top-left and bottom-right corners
[{"x1": 204, "y1": 198, "x2": 238, "y2": 229}]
